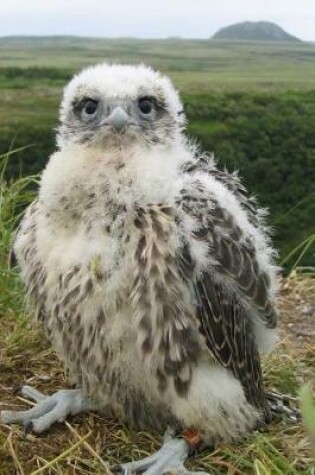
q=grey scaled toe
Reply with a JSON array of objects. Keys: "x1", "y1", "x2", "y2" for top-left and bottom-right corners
[
  {"x1": 1, "y1": 385, "x2": 92, "y2": 433},
  {"x1": 112, "y1": 433, "x2": 210, "y2": 475}
]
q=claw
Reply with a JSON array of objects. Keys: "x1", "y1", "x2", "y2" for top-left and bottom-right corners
[
  {"x1": 111, "y1": 435, "x2": 211, "y2": 475},
  {"x1": 110, "y1": 465, "x2": 124, "y2": 474},
  {"x1": 21, "y1": 385, "x2": 47, "y2": 403},
  {"x1": 13, "y1": 385, "x2": 23, "y2": 396},
  {"x1": 1, "y1": 385, "x2": 94, "y2": 433},
  {"x1": 23, "y1": 420, "x2": 34, "y2": 437}
]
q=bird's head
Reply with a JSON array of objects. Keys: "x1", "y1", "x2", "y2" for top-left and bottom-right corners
[{"x1": 57, "y1": 63, "x2": 186, "y2": 151}]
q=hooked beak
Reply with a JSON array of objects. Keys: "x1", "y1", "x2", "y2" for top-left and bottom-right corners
[{"x1": 106, "y1": 106, "x2": 129, "y2": 133}]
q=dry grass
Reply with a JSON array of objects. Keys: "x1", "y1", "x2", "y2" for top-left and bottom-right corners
[{"x1": 0, "y1": 274, "x2": 314, "y2": 475}]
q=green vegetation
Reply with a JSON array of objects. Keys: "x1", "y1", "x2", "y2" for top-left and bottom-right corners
[
  {"x1": 0, "y1": 150, "x2": 37, "y2": 314},
  {"x1": 0, "y1": 37, "x2": 314, "y2": 263},
  {"x1": 0, "y1": 37, "x2": 315, "y2": 90},
  {"x1": 186, "y1": 91, "x2": 315, "y2": 261},
  {"x1": 300, "y1": 385, "x2": 315, "y2": 456}
]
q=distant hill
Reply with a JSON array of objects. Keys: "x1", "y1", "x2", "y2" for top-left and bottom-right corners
[{"x1": 212, "y1": 21, "x2": 301, "y2": 42}]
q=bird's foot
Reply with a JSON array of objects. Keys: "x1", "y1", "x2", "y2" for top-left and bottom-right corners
[
  {"x1": 112, "y1": 431, "x2": 210, "y2": 475},
  {"x1": 266, "y1": 390, "x2": 301, "y2": 423},
  {"x1": 1, "y1": 385, "x2": 92, "y2": 434}
]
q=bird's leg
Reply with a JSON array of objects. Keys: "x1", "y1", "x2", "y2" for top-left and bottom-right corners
[
  {"x1": 1, "y1": 385, "x2": 96, "y2": 434},
  {"x1": 112, "y1": 428, "x2": 210, "y2": 475}
]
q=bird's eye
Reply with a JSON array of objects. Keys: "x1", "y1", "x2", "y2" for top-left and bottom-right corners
[
  {"x1": 83, "y1": 99, "x2": 99, "y2": 116},
  {"x1": 138, "y1": 97, "x2": 154, "y2": 115}
]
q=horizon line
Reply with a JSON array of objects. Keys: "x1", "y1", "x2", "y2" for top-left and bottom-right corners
[{"x1": 1, "y1": 34, "x2": 314, "y2": 43}]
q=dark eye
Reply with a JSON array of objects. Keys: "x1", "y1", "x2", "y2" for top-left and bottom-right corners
[
  {"x1": 83, "y1": 99, "x2": 98, "y2": 115},
  {"x1": 138, "y1": 97, "x2": 154, "y2": 115}
]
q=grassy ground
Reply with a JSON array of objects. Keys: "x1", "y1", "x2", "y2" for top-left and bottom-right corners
[{"x1": 0, "y1": 275, "x2": 314, "y2": 475}]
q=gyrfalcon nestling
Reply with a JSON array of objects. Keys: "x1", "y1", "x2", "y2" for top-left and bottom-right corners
[{"x1": 1, "y1": 64, "x2": 282, "y2": 474}]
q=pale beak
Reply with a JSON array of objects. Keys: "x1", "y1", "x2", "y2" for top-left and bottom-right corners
[{"x1": 106, "y1": 106, "x2": 129, "y2": 133}]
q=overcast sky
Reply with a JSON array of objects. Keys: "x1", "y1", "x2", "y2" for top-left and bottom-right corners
[{"x1": 0, "y1": 0, "x2": 314, "y2": 41}]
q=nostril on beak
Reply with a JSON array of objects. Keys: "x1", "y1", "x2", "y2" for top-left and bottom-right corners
[{"x1": 108, "y1": 107, "x2": 129, "y2": 133}]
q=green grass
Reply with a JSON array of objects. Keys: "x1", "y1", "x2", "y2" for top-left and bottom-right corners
[
  {"x1": 0, "y1": 37, "x2": 315, "y2": 91},
  {"x1": 0, "y1": 38, "x2": 314, "y2": 143},
  {"x1": 281, "y1": 235, "x2": 315, "y2": 275}
]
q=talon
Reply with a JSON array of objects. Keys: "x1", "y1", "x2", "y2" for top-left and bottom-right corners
[
  {"x1": 13, "y1": 385, "x2": 22, "y2": 395},
  {"x1": 110, "y1": 465, "x2": 122, "y2": 474},
  {"x1": 1, "y1": 387, "x2": 94, "y2": 433},
  {"x1": 23, "y1": 420, "x2": 34, "y2": 436},
  {"x1": 112, "y1": 433, "x2": 209, "y2": 475}
]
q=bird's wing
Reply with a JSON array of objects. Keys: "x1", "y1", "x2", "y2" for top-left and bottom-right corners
[
  {"x1": 182, "y1": 154, "x2": 264, "y2": 228},
  {"x1": 177, "y1": 163, "x2": 278, "y2": 411},
  {"x1": 180, "y1": 157, "x2": 278, "y2": 329},
  {"x1": 193, "y1": 273, "x2": 267, "y2": 410}
]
